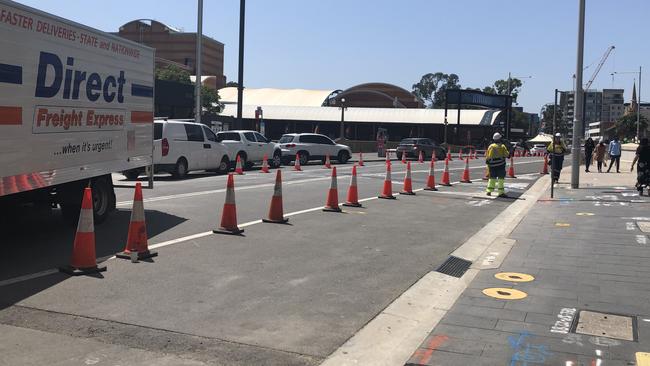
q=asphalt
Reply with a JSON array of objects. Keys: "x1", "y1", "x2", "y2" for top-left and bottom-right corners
[{"x1": 0, "y1": 156, "x2": 546, "y2": 365}]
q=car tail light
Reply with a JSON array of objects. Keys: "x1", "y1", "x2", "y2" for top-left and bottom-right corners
[
  {"x1": 162, "y1": 138, "x2": 169, "y2": 156},
  {"x1": 285, "y1": 143, "x2": 296, "y2": 148}
]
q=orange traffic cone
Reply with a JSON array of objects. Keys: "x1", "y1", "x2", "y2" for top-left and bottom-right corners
[
  {"x1": 400, "y1": 161, "x2": 415, "y2": 195},
  {"x1": 60, "y1": 187, "x2": 106, "y2": 275},
  {"x1": 385, "y1": 152, "x2": 390, "y2": 165},
  {"x1": 323, "y1": 166, "x2": 342, "y2": 212},
  {"x1": 294, "y1": 153, "x2": 302, "y2": 171},
  {"x1": 343, "y1": 165, "x2": 362, "y2": 207},
  {"x1": 446, "y1": 152, "x2": 452, "y2": 161},
  {"x1": 424, "y1": 157, "x2": 438, "y2": 191},
  {"x1": 458, "y1": 151, "x2": 463, "y2": 160},
  {"x1": 540, "y1": 154, "x2": 549, "y2": 175},
  {"x1": 117, "y1": 183, "x2": 157, "y2": 261},
  {"x1": 418, "y1": 151, "x2": 424, "y2": 163},
  {"x1": 214, "y1": 173, "x2": 244, "y2": 235},
  {"x1": 235, "y1": 155, "x2": 244, "y2": 175},
  {"x1": 461, "y1": 157, "x2": 472, "y2": 183},
  {"x1": 401, "y1": 152, "x2": 407, "y2": 164},
  {"x1": 324, "y1": 154, "x2": 332, "y2": 169},
  {"x1": 358, "y1": 152, "x2": 364, "y2": 166},
  {"x1": 263, "y1": 170, "x2": 289, "y2": 224},
  {"x1": 261, "y1": 154, "x2": 270, "y2": 173},
  {"x1": 378, "y1": 162, "x2": 396, "y2": 199},
  {"x1": 440, "y1": 159, "x2": 452, "y2": 186},
  {"x1": 507, "y1": 156, "x2": 516, "y2": 178}
]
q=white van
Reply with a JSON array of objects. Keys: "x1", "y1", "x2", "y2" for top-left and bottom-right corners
[{"x1": 123, "y1": 120, "x2": 230, "y2": 179}]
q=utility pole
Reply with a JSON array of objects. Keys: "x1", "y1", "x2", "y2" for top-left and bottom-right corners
[
  {"x1": 553, "y1": 89, "x2": 558, "y2": 134},
  {"x1": 571, "y1": 0, "x2": 586, "y2": 189},
  {"x1": 194, "y1": 0, "x2": 203, "y2": 124},
  {"x1": 638, "y1": 66, "x2": 642, "y2": 142},
  {"x1": 236, "y1": 0, "x2": 246, "y2": 130}
]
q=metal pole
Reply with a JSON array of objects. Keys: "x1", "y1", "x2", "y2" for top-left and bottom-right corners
[
  {"x1": 443, "y1": 98, "x2": 448, "y2": 145},
  {"x1": 340, "y1": 105, "x2": 345, "y2": 139},
  {"x1": 571, "y1": 0, "x2": 586, "y2": 189},
  {"x1": 236, "y1": 0, "x2": 246, "y2": 130},
  {"x1": 194, "y1": 0, "x2": 203, "y2": 124},
  {"x1": 553, "y1": 89, "x2": 558, "y2": 134},
  {"x1": 638, "y1": 66, "x2": 642, "y2": 141},
  {"x1": 506, "y1": 72, "x2": 511, "y2": 140}
]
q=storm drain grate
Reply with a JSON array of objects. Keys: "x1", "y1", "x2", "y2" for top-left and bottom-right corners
[{"x1": 436, "y1": 256, "x2": 472, "y2": 278}]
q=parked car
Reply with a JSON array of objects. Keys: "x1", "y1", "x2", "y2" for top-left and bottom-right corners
[
  {"x1": 278, "y1": 133, "x2": 351, "y2": 165},
  {"x1": 530, "y1": 144, "x2": 547, "y2": 155},
  {"x1": 216, "y1": 130, "x2": 282, "y2": 169},
  {"x1": 395, "y1": 138, "x2": 447, "y2": 161},
  {"x1": 124, "y1": 120, "x2": 230, "y2": 179}
]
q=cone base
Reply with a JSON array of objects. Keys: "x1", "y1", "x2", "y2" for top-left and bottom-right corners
[
  {"x1": 540, "y1": 172, "x2": 548, "y2": 175},
  {"x1": 424, "y1": 187, "x2": 438, "y2": 191},
  {"x1": 440, "y1": 183, "x2": 453, "y2": 186},
  {"x1": 378, "y1": 195, "x2": 396, "y2": 199},
  {"x1": 261, "y1": 170, "x2": 270, "y2": 173},
  {"x1": 508, "y1": 175, "x2": 517, "y2": 179},
  {"x1": 213, "y1": 227, "x2": 244, "y2": 235},
  {"x1": 461, "y1": 180, "x2": 472, "y2": 183},
  {"x1": 262, "y1": 218, "x2": 290, "y2": 224},
  {"x1": 399, "y1": 191, "x2": 416, "y2": 195},
  {"x1": 323, "y1": 206, "x2": 342, "y2": 212},
  {"x1": 342, "y1": 202, "x2": 362, "y2": 207},
  {"x1": 59, "y1": 265, "x2": 106, "y2": 276},
  {"x1": 116, "y1": 250, "x2": 158, "y2": 260},
  {"x1": 482, "y1": 177, "x2": 489, "y2": 180}
]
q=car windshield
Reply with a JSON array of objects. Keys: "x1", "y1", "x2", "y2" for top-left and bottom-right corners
[{"x1": 279, "y1": 135, "x2": 294, "y2": 143}]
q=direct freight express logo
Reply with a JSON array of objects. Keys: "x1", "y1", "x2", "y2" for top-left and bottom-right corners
[{"x1": 32, "y1": 106, "x2": 125, "y2": 133}]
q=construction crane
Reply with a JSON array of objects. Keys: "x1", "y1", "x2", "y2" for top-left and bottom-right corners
[{"x1": 585, "y1": 45, "x2": 615, "y2": 90}]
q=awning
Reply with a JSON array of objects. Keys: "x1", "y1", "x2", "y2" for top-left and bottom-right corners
[{"x1": 528, "y1": 133, "x2": 553, "y2": 143}]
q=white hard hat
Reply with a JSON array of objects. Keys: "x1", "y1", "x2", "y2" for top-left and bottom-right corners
[
  {"x1": 555, "y1": 133, "x2": 562, "y2": 137},
  {"x1": 493, "y1": 132, "x2": 502, "y2": 140}
]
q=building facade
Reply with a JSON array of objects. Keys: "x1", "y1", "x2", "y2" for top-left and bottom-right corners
[
  {"x1": 560, "y1": 90, "x2": 603, "y2": 138},
  {"x1": 114, "y1": 19, "x2": 226, "y2": 89}
]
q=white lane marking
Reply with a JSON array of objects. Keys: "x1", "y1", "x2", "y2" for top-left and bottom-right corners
[
  {"x1": 0, "y1": 269, "x2": 59, "y2": 287},
  {"x1": 116, "y1": 160, "x2": 543, "y2": 206},
  {"x1": 636, "y1": 235, "x2": 648, "y2": 245},
  {"x1": 626, "y1": 222, "x2": 636, "y2": 231}
]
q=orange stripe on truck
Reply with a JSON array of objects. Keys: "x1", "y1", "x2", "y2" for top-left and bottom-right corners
[
  {"x1": 0, "y1": 106, "x2": 22, "y2": 125},
  {"x1": 131, "y1": 111, "x2": 153, "y2": 123}
]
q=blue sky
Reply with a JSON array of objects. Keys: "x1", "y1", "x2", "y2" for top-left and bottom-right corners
[{"x1": 16, "y1": 0, "x2": 648, "y2": 114}]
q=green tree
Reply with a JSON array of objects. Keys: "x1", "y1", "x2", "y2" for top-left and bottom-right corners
[
  {"x1": 155, "y1": 65, "x2": 191, "y2": 84},
  {"x1": 225, "y1": 81, "x2": 239, "y2": 87},
  {"x1": 540, "y1": 104, "x2": 568, "y2": 135},
  {"x1": 493, "y1": 78, "x2": 523, "y2": 104},
  {"x1": 613, "y1": 113, "x2": 648, "y2": 140},
  {"x1": 482, "y1": 86, "x2": 497, "y2": 94},
  {"x1": 201, "y1": 85, "x2": 223, "y2": 115},
  {"x1": 412, "y1": 72, "x2": 461, "y2": 108}
]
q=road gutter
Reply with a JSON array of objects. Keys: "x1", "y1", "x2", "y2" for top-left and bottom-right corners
[{"x1": 319, "y1": 174, "x2": 551, "y2": 366}]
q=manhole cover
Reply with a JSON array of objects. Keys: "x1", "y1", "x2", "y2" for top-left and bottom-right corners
[
  {"x1": 575, "y1": 311, "x2": 635, "y2": 341},
  {"x1": 637, "y1": 222, "x2": 650, "y2": 233}
]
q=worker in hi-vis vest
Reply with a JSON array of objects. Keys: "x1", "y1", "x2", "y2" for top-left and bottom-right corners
[{"x1": 485, "y1": 132, "x2": 510, "y2": 197}]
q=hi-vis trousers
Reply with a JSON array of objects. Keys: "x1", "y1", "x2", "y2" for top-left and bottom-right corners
[{"x1": 486, "y1": 164, "x2": 506, "y2": 194}]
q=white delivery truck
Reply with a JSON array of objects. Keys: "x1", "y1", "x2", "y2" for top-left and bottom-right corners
[{"x1": 0, "y1": 1, "x2": 154, "y2": 223}]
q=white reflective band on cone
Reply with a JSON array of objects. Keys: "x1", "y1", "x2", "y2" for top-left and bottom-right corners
[
  {"x1": 77, "y1": 208, "x2": 94, "y2": 233},
  {"x1": 330, "y1": 174, "x2": 338, "y2": 189},
  {"x1": 224, "y1": 187, "x2": 236, "y2": 204},
  {"x1": 273, "y1": 181, "x2": 282, "y2": 196},
  {"x1": 350, "y1": 173, "x2": 357, "y2": 187},
  {"x1": 130, "y1": 200, "x2": 145, "y2": 222}
]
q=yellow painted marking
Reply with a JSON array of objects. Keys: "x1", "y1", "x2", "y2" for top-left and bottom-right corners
[
  {"x1": 482, "y1": 287, "x2": 527, "y2": 300},
  {"x1": 495, "y1": 272, "x2": 535, "y2": 283},
  {"x1": 576, "y1": 212, "x2": 595, "y2": 216},
  {"x1": 636, "y1": 352, "x2": 650, "y2": 366},
  {"x1": 555, "y1": 222, "x2": 571, "y2": 227}
]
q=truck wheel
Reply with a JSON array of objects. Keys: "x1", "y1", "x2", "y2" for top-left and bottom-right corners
[
  {"x1": 218, "y1": 156, "x2": 230, "y2": 174},
  {"x1": 172, "y1": 158, "x2": 188, "y2": 179},
  {"x1": 337, "y1": 151, "x2": 350, "y2": 164},
  {"x1": 271, "y1": 151, "x2": 282, "y2": 168},
  {"x1": 123, "y1": 169, "x2": 141, "y2": 180},
  {"x1": 91, "y1": 176, "x2": 114, "y2": 224}
]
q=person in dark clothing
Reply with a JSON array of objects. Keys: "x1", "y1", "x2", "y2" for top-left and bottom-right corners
[
  {"x1": 584, "y1": 137, "x2": 595, "y2": 172},
  {"x1": 631, "y1": 138, "x2": 650, "y2": 195}
]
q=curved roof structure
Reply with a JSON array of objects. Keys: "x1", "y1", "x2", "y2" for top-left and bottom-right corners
[
  {"x1": 332, "y1": 82, "x2": 424, "y2": 108},
  {"x1": 218, "y1": 87, "x2": 336, "y2": 107}
]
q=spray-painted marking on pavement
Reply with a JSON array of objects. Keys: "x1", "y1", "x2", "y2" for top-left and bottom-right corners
[
  {"x1": 550, "y1": 308, "x2": 576, "y2": 334},
  {"x1": 508, "y1": 331, "x2": 552, "y2": 365},
  {"x1": 409, "y1": 335, "x2": 449, "y2": 365}
]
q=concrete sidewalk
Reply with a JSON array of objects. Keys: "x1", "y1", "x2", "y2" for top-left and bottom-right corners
[{"x1": 404, "y1": 167, "x2": 650, "y2": 365}]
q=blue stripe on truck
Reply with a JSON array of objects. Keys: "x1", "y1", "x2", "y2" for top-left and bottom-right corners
[
  {"x1": 131, "y1": 83, "x2": 153, "y2": 98},
  {"x1": 0, "y1": 64, "x2": 22, "y2": 84}
]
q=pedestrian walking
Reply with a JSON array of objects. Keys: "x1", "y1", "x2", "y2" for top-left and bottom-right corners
[
  {"x1": 631, "y1": 138, "x2": 650, "y2": 196},
  {"x1": 584, "y1": 137, "x2": 595, "y2": 172},
  {"x1": 594, "y1": 140, "x2": 607, "y2": 173},
  {"x1": 607, "y1": 136, "x2": 622, "y2": 173},
  {"x1": 485, "y1": 132, "x2": 509, "y2": 197},
  {"x1": 547, "y1": 133, "x2": 569, "y2": 182}
]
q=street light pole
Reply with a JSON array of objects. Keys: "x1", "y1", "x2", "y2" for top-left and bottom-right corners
[
  {"x1": 571, "y1": 0, "x2": 586, "y2": 189},
  {"x1": 236, "y1": 0, "x2": 246, "y2": 130},
  {"x1": 638, "y1": 66, "x2": 642, "y2": 141},
  {"x1": 339, "y1": 98, "x2": 347, "y2": 140},
  {"x1": 194, "y1": 0, "x2": 203, "y2": 124}
]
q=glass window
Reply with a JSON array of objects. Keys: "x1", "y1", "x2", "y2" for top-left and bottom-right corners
[
  {"x1": 299, "y1": 135, "x2": 318, "y2": 144},
  {"x1": 243, "y1": 132, "x2": 256, "y2": 142},
  {"x1": 217, "y1": 132, "x2": 241, "y2": 141},
  {"x1": 254, "y1": 132, "x2": 269, "y2": 143},
  {"x1": 315, "y1": 135, "x2": 335, "y2": 145},
  {"x1": 183, "y1": 124, "x2": 204, "y2": 142},
  {"x1": 154, "y1": 122, "x2": 163, "y2": 140},
  {"x1": 279, "y1": 135, "x2": 294, "y2": 143},
  {"x1": 203, "y1": 126, "x2": 217, "y2": 142}
]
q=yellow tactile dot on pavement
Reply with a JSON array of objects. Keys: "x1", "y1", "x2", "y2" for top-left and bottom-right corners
[
  {"x1": 494, "y1": 272, "x2": 535, "y2": 283},
  {"x1": 555, "y1": 222, "x2": 571, "y2": 227},
  {"x1": 576, "y1": 212, "x2": 595, "y2": 216},
  {"x1": 482, "y1": 287, "x2": 528, "y2": 300},
  {"x1": 637, "y1": 352, "x2": 650, "y2": 366}
]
